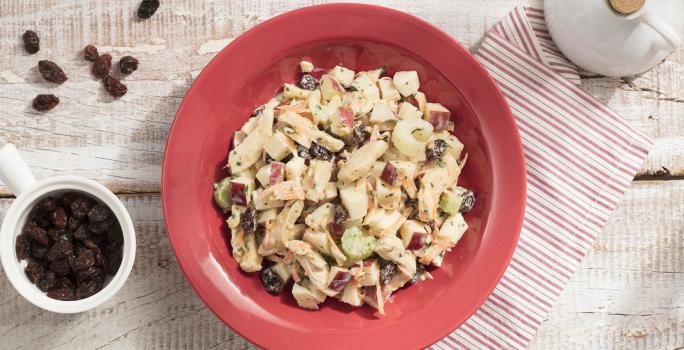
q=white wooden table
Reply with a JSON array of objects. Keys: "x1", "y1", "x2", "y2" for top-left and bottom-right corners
[{"x1": 0, "y1": 1, "x2": 682, "y2": 349}]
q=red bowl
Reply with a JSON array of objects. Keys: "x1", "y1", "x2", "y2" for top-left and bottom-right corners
[{"x1": 162, "y1": 4, "x2": 525, "y2": 350}]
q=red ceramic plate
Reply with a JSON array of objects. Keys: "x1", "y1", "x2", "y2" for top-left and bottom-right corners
[{"x1": 163, "y1": 4, "x2": 525, "y2": 350}]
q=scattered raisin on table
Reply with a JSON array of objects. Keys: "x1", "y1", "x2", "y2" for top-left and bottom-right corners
[
  {"x1": 103, "y1": 75, "x2": 128, "y2": 98},
  {"x1": 38, "y1": 60, "x2": 68, "y2": 84},
  {"x1": 119, "y1": 56, "x2": 139, "y2": 74},
  {"x1": 22, "y1": 30, "x2": 40, "y2": 54},
  {"x1": 137, "y1": 0, "x2": 160, "y2": 19},
  {"x1": 91, "y1": 54, "x2": 112, "y2": 79},
  {"x1": 32, "y1": 94, "x2": 60, "y2": 112},
  {"x1": 83, "y1": 45, "x2": 99, "y2": 62}
]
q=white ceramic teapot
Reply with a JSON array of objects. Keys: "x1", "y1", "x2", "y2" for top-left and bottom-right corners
[{"x1": 545, "y1": 0, "x2": 683, "y2": 77}]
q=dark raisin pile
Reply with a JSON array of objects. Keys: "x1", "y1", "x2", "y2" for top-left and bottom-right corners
[
  {"x1": 32, "y1": 94, "x2": 60, "y2": 111},
  {"x1": 38, "y1": 60, "x2": 68, "y2": 84},
  {"x1": 91, "y1": 54, "x2": 112, "y2": 80},
  {"x1": 119, "y1": 56, "x2": 139, "y2": 74},
  {"x1": 15, "y1": 193, "x2": 124, "y2": 301},
  {"x1": 138, "y1": 0, "x2": 160, "y2": 19},
  {"x1": 83, "y1": 45, "x2": 99, "y2": 62},
  {"x1": 22, "y1": 30, "x2": 40, "y2": 54},
  {"x1": 103, "y1": 76, "x2": 128, "y2": 98}
]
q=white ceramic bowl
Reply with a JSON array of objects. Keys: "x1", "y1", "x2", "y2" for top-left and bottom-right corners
[{"x1": 0, "y1": 144, "x2": 136, "y2": 313}]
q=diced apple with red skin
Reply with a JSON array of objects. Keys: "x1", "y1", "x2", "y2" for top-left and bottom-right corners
[
  {"x1": 369, "y1": 101, "x2": 395, "y2": 123},
  {"x1": 264, "y1": 131, "x2": 293, "y2": 161},
  {"x1": 340, "y1": 283, "x2": 364, "y2": 306},
  {"x1": 338, "y1": 107, "x2": 354, "y2": 128},
  {"x1": 407, "y1": 232, "x2": 428, "y2": 250},
  {"x1": 269, "y1": 162, "x2": 285, "y2": 185},
  {"x1": 358, "y1": 259, "x2": 380, "y2": 286},
  {"x1": 424, "y1": 102, "x2": 451, "y2": 131},
  {"x1": 381, "y1": 162, "x2": 398, "y2": 185},
  {"x1": 327, "y1": 267, "x2": 352, "y2": 292},
  {"x1": 329, "y1": 66, "x2": 355, "y2": 87},
  {"x1": 378, "y1": 77, "x2": 401, "y2": 101},
  {"x1": 229, "y1": 177, "x2": 254, "y2": 206},
  {"x1": 299, "y1": 60, "x2": 314, "y2": 73},
  {"x1": 404, "y1": 92, "x2": 427, "y2": 113},
  {"x1": 392, "y1": 71, "x2": 420, "y2": 97},
  {"x1": 397, "y1": 102, "x2": 423, "y2": 120},
  {"x1": 256, "y1": 163, "x2": 285, "y2": 187},
  {"x1": 399, "y1": 220, "x2": 429, "y2": 248},
  {"x1": 320, "y1": 75, "x2": 345, "y2": 101}
]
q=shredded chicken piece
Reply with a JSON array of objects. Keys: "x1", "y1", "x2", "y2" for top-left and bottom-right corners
[
  {"x1": 286, "y1": 240, "x2": 331, "y2": 290},
  {"x1": 260, "y1": 180, "x2": 305, "y2": 201},
  {"x1": 259, "y1": 200, "x2": 304, "y2": 256}
]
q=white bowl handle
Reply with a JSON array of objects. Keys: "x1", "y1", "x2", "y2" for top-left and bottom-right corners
[
  {"x1": 638, "y1": 10, "x2": 681, "y2": 51},
  {"x1": 0, "y1": 144, "x2": 37, "y2": 196}
]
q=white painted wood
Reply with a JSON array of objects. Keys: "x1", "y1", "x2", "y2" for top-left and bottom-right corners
[
  {"x1": 0, "y1": 0, "x2": 682, "y2": 195},
  {"x1": 0, "y1": 0, "x2": 682, "y2": 349},
  {"x1": 0, "y1": 182, "x2": 681, "y2": 349}
]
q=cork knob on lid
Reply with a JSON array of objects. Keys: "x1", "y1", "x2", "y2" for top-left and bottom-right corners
[{"x1": 609, "y1": 0, "x2": 645, "y2": 14}]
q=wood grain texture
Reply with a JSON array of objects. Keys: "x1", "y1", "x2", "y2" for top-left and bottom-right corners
[
  {"x1": 0, "y1": 0, "x2": 683, "y2": 349},
  {"x1": 0, "y1": 0, "x2": 682, "y2": 195},
  {"x1": 0, "y1": 182, "x2": 681, "y2": 349}
]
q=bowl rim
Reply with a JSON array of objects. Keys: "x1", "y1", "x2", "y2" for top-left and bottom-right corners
[
  {"x1": 0, "y1": 175, "x2": 136, "y2": 313},
  {"x1": 162, "y1": 3, "x2": 526, "y2": 349}
]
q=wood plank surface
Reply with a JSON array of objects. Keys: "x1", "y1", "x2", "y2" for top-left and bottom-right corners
[
  {"x1": 0, "y1": 181, "x2": 681, "y2": 349},
  {"x1": 0, "y1": 0, "x2": 682, "y2": 195},
  {"x1": 0, "y1": 1, "x2": 682, "y2": 349}
]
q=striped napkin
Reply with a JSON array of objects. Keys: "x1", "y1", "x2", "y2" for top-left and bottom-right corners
[{"x1": 434, "y1": 7, "x2": 653, "y2": 349}]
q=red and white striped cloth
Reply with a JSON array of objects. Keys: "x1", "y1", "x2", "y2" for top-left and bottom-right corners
[{"x1": 434, "y1": 7, "x2": 653, "y2": 349}]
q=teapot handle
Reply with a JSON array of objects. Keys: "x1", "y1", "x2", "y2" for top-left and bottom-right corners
[{"x1": 637, "y1": 10, "x2": 681, "y2": 50}]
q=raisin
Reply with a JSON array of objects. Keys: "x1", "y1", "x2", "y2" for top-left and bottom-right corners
[
  {"x1": 83, "y1": 45, "x2": 99, "y2": 62},
  {"x1": 49, "y1": 259, "x2": 72, "y2": 277},
  {"x1": 352, "y1": 125, "x2": 370, "y2": 147},
  {"x1": 47, "y1": 287, "x2": 74, "y2": 301},
  {"x1": 459, "y1": 190, "x2": 476, "y2": 213},
  {"x1": 38, "y1": 60, "x2": 68, "y2": 84},
  {"x1": 91, "y1": 54, "x2": 112, "y2": 79},
  {"x1": 38, "y1": 197, "x2": 58, "y2": 211},
  {"x1": 299, "y1": 74, "x2": 318, "y2": 91},
  {"x1": 56, "y1": 277, "x2": 76, "y2": 290},
  {"x1": 69, "y1": 196, "x2": 92, "y2": 220},
  {"x1": 31, "y1": 242, "x2": 49, "y2": 260},
  {"x1": 260, "y1": 267, "x2": 284, "y2": 295},
  {"x1": 379, "y1": 260, "x2": 397, "y2": 285},
  {"x1": 15, "y1": 234, "x2": 30, "y2": 260},
  {"x1": 51, "y1": 207, "x2": 68, "y2": 229},
  {"x1": 410, "y1": 263, "x2": 427, "y2": 284},
  {"x1": 137, "y1": 0, "x2": 160, "y2": 19},
  {"x1": 73, "y1": 225, "x2": 88, "y2": 241},
  {"x1": 47, "y1": 228, "x2": 68, "y2": 242},
  {"x1": 45, "y1": 240, "x2": 73, "y2": 262},
  {"x1": 37, "y1": 271, "x2": 57, "y2": 292},
  {"x1": 25, "y1": 261, "x2": 45, "y2": 283},
  {"x1": 87, "y1": 204, "x2": 110, "y2": 223},
  {"x1": 24, "y1": 221, "x2": 49, "y2": 246},
  {"x1": 73, "y1": 250, "x2": 96, "y2": 271},
  {"x1": 426, "y1": 139, "x2": 448, "y2": 160},
  {"x1": 77, "y1": 267, "x2": 105, "y2": 285},
  {"x1": 88, "y1": 217, "x2": 114, "y2": 234},
  {"x1": 103, "y1": 75, "x2": 128, "y2": 98},
  {"x1": 22, "y1": 30, "x2": 40, "y2": 54},
  {"x1": 309, "y1": 143, "x2": 332, "y2": 161},
  {"x1": 119, "y1": 56, "x2": 139, "y2": 74},
  {"x1": 68, "y1": 216, "x2": 83, "y2": 231},
  {"x1": 240, "y1": 207, "x2": 258, "y2": 233},
  {"x1": 76, "y1": 278, "x2": 101, "y2": 299},
  {"x1": 334, "y1": 204, "x2": 348, "y2": 225},
  {"x1": 32, "y1": 94, "x2": 60, "y2": 111},
  {"x1": 105, "y1": 248, "x2": 122, "y2": 275}
]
